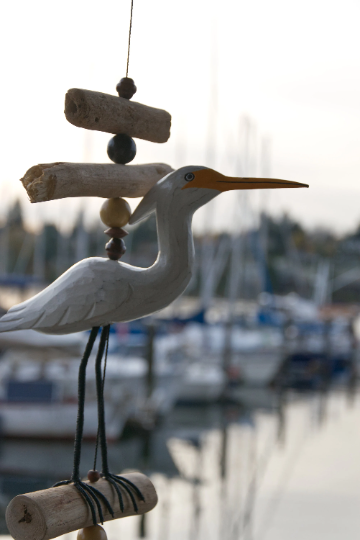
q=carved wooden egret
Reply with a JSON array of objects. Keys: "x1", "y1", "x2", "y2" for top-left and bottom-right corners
[
  {"x1": 0, "y1": 167, "x2": 307, "y2": 334},
  {"x1": 0, "y1": 166, "x2": 308, "y2": 523}
]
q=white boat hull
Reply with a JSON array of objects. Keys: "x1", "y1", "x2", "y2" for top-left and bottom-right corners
[
  {"x1": 177, "y1": 363, "x2": 226, "y2": 404},
  {"x1": 0, "y1": 400, "x2": 130, "y2": 440},
  {"x1": 232, "y1": 349, "x2": 284, "y2": 386}
]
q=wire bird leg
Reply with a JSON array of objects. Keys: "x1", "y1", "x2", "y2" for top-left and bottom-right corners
[
  {"x1": 53, "y1": 327, "x2": 115, "y2": 525},
  {"x1": 95, "y1": 325, "x2": 145, "y2": 513}
]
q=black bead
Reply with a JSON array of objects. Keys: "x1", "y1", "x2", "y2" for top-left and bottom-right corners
[
  {"x1": 107, "y1": 134, "x2": 136, "y2": 164},
  {"x1": 105, "y1": 238, "x2": 126, "y2": 260},
  {"x1": 116, "y1": 77, "x2": 137, "y2": 99}
]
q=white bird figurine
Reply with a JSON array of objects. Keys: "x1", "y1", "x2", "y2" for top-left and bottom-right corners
[
  {"x1": 0, "y1": 167, "x2": 307, "y2": 335},
  {"x1": 0, "y1": 166, "x2": 308, "y2": 523}
]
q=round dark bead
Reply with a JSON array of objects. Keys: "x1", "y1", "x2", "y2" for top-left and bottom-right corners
[
  {"x1": 87, "y1": 470, "x2": 101, "y2": 483},
  {"x1": 106, "y1": 238, "x2": 126, "y2": 260},
  {"x1": 116, "y1": 77, "x2": 137, "y2": 99},
  {"x1": 107, "y1": 134, "x2": 136, "y2": 165}
]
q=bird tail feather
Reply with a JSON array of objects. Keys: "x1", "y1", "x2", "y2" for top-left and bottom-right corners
[
  {"x1": 0, "y1": 309, "x2": 28, "y2": 333},
  {"x1": 0, "y1": 319, "x2": 26, "y2": 333}
]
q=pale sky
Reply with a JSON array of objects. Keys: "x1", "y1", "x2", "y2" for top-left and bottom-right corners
[{"x1": 0, "y1": 0, "x2": 359, "y2": 234}]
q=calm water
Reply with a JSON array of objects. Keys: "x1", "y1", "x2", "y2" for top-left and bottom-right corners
[{"x1": 1, "y1": 387, "x2": 360, "y2": 540}]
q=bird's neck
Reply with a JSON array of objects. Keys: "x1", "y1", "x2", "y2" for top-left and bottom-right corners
[{"x1": 154, "y1": 202, "x2": 194, "y2": 281}]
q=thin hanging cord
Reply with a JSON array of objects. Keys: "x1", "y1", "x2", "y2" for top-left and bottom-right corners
[
  {"x1": 126, "y1": 0, "x2": 134, "y2": 77},
  {"x1": 93, "y1": 326, "x2": 110, "y2": 471}
]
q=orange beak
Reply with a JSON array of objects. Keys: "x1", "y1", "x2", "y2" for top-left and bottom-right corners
[{"x1": 182, "y1": 169, "x2": 309, "y2": 191}]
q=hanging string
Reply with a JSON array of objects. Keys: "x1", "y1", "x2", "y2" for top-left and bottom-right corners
[
  {"x1": 93, "y1": 326, "x2": 110, "y2": 471},
  {"x1": 126, "y1": 0, "x2": 134, "y2": 77}
]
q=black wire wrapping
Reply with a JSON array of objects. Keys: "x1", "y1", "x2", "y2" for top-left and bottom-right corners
[
  {"x1": 95, "y1": 325, "x2": 111, "y2": 475},
  {"x1": 93, "y1": 326, "x2": 110, "y2": 471},
  {"x1": 72, "y1": 326, "x2": 99, "y2": 480},
  {"x1": 95, "y1": 325, "x2": 145, "y2": 511},
  {"x1": 54, "y1": 324, "x2": 144, "y2": 524},
  {"x1": 54, "y1": 327, "x2": 115, "y2": 525}
]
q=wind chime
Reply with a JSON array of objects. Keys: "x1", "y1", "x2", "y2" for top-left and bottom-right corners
[
  {"x1": 3, "y1": 2, "x2": 308, "y2": 540},
  {"x1": 6, "y1": 3, "x2": 168, "y2": 540}
]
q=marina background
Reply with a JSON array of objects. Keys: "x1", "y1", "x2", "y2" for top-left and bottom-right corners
[{"x1": 0, "y1": 0, "x2": 360, "y2": 539}]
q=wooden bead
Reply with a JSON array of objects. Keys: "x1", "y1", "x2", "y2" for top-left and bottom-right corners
[
  {"x1": 107, "y1": 134, "x2": 136, "y2": 165},
  {"x1": 105, "y1": 238, "x2": 126, "y2": 260},
  {"x1": 87, "y1": 470, "x2": 101, "y2": 483},
  {"x1": 104, "y1": 227, "x2": 128, "y2": 238},
  {"x1": 77, "y1": 525, "x2": 107, "y2": 540},
  {"x1": 100, "y1": 198, "x2": 131, "y2": 228},
  {"x1": 116, "y1": 77, "x2": 137, "y2": 99}
]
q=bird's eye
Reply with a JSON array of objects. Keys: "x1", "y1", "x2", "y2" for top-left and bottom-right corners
[{"x1": 184, "y1": 172, "x2": 195, "y2": 182}]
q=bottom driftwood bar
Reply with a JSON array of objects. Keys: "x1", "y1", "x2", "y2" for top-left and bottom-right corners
[{"x1": 6, "y1": 472, "x2": 157, "y2": 540}]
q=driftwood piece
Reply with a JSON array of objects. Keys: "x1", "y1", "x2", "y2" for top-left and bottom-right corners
[
  {"x1": 65, "y1": 89, "x2": 171, "y2": 143},
  {"x1": 21, "y1": 162, "x2": 173, "y2": 203},
  {"x1": 6, "y1": 472, "x2": 157, "y2": 540}
]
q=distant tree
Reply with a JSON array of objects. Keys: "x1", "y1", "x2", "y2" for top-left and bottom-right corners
[{"x1": 7, "y1": 200, "x2": 24, "y2": 229}]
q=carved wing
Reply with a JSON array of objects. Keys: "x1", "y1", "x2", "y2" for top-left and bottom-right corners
[{"x1": 0, "y1": 258, "x2": 131, "y2": 335}]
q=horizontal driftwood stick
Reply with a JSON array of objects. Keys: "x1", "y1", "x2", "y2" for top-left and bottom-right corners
[
  {"x1": 65, "y1": 88, "x2": 171, "y2": 143},
  {"x1": 21, "y1": 162, "x2": 173, "y2": 203},
  {"x1": 6, "y1": 472, "x2": 157, "y2": 540}
]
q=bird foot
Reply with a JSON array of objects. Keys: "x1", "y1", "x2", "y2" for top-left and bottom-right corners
[
  {"x1": 53, "y1": 478, "x2": 114, "y2": 525},
  {"x1": 100, "y1": 473, "x2": 145, "y2": 513}
]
